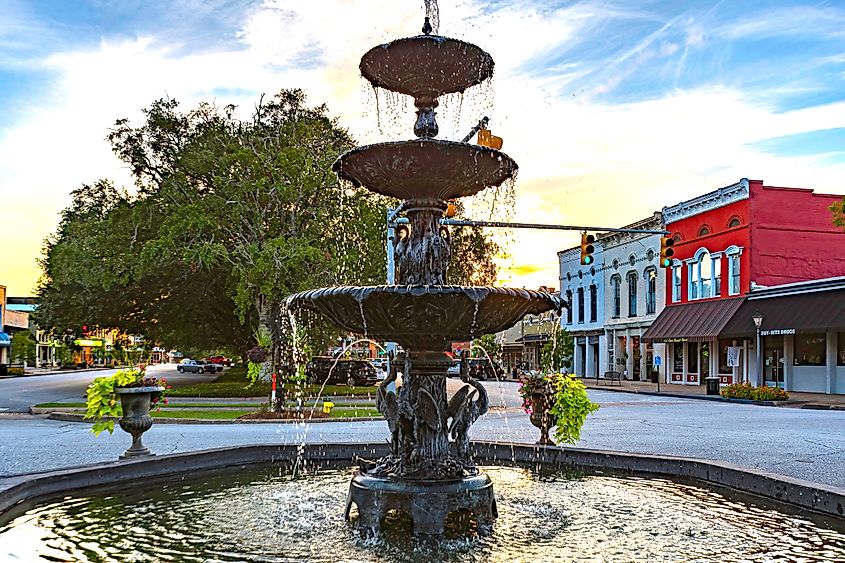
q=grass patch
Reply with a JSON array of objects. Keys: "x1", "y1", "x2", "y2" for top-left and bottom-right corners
[
  {"x1": 169, "y1": 380, "x2": 377, "y2": 398},
  {"x1": 329, "y1": 408, "x2": 381, "y2": 418}
]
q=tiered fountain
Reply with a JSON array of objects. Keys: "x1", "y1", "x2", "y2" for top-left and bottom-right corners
[{"x1": 287, "y1": 16, "x2": 561, "y2": 535}]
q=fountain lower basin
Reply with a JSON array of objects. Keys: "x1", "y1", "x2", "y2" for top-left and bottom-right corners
[{"x1": 287, "y1": 285, "x2": 560, "y2": 349}]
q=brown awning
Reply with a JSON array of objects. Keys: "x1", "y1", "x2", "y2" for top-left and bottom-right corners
[
  {"x1": 721, "y1": 288, "x2": 845, "y2": 338},
  {"x1": 642, "y1": 297, "x2": 745, "y2": 343}
]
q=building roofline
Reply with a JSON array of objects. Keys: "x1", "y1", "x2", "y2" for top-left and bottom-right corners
[
  {"x1": 747, "y1": 275, "x2": 845, "y2": 299},
  {"x1": 663, "y1": 178, "x2": 750, "y2": 225}
]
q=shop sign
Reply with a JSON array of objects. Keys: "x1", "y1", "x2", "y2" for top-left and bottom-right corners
[
  {"x1": 74, "y1": 339, "x2": 104, "y2": 347},
  {"x1": 760, "y1": 329, "x2": 795, "y2": 336},
  {"x1": 666, "y1": 337, "x2": 688, "y2": 343}
]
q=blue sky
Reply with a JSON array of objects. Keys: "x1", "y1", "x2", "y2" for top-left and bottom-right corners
[{"x1": 2, "y1": 0, "x2": 845, "y2": 294}]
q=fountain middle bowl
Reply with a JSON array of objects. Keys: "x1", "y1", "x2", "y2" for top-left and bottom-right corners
[
  {"x1": 287, "y1": 285, "x2": 561, "y2": 349},
  {"x1": 333, "y1": 139, "x2": 518, "y2": 201}
]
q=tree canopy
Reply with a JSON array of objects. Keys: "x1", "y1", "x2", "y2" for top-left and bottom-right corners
[{"x1": 35, "y1": 89, "x2": 502, "y2": 358}]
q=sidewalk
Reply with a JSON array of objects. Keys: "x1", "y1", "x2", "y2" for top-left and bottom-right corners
[
  {"x1": 0, "y1": 366, "x2": 113, "y2": 379},
  {"x1": 582, "y1": 378, "x2": 845, "y2": 409}
]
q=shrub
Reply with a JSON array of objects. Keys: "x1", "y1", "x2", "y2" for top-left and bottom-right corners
[{"x1": 720, "y1": 382, "x2": 789, "y2": 401}]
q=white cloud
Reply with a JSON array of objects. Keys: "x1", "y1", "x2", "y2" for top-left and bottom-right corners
[{"x1": 2, "y1": 0, "x2": 845, "y2": 295}]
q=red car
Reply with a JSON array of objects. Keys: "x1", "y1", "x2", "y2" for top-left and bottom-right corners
[{"x1": 206, "y1": 355, "x2": 232, "y2": 367}]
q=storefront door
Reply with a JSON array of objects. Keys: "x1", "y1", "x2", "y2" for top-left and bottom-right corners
[
  {"x1": 764, "y1": 338, "x2": 785, "y2": 388},
  {"x1": 700, "y1": 342, "x2": 710, "y2": 384},
  {"x1": 632, "y1": 337, "x2": 641, "y2": 380}
]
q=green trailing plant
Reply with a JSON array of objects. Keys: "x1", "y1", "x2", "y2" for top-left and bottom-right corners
[
  {"x1": 84, "y1": 367, "x2": 168, "y2": 436},
  {"x1": 549, "y1": 374, "x2": 600, "y2": 445}
]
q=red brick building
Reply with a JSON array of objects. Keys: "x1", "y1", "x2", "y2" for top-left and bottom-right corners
[{"x1": 644, "y1": 178, "x2": 845, "y2": 387}]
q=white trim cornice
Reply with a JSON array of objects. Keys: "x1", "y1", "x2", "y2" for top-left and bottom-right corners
[{"x1": 663, "y1": 179, "x2": 750, "y2": 225}]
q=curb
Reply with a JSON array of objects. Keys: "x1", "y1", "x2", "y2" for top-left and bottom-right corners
[
  {"x1": 0, "y1": 367, "x2": 115, "y2": 379},
  {"x1": 585, "y1": 385, "x2": 782, "y2": 407},
  {"x1": 44, "y1": 412, "x2": 384, "y2": 425}
]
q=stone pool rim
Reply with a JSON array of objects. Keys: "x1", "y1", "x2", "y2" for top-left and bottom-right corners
[{"x1": 1, "y1": 441, "x2": 843, "y2": 521}]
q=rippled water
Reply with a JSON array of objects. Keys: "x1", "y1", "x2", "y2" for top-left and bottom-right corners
[{"x1": 2, "y1": 466, "x2": 843, "y2": 562}]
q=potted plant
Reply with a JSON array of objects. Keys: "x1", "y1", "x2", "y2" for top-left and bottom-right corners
[
  {"x1": 520, "y1": 372, "x2": 599, "y2": 446},
  {"x1": 85, "y1": 366, "x2": 168, "y2": 459}
]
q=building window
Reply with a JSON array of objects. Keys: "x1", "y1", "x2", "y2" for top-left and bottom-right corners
[
  {"x1": 688, "y1": 342, "x2": 699, "y2": 373},
  {"x1": 565, "y1": 290, "x2": 572, "y2": 324},
  {"x1": 794, "y1": 333, "x2": 826, "y2": 366},
  {"x1": 611, "y1": 275, "x2": 621, "y2": 318},
  {"x1": 688, "y1": 248, "x2": 723, "y2": 300},
  {"x1": 838, "y1": 333, "x2": 845, "y2": 366},
  {"x1": 698, "y1": 225, "x2": 711, "y2": 237},
  {"x1": 645, "y1": 268, "x2": 657, "y2": 314},
  {"x1": 673, "y1": 344, "x2": 683, "y2": 372},
  {"x1": 627, "y1": 272, "x2": 638, "y2": 317},
  {"x1": 728, "y1": 216, "x2": 742, "y2": 228},
  {"x1": 714, "y1": 256, "x2": 722, "y2": 296},
  {"x1": 589, "y1": 284, "x2": 597, "y2": 323},
  {"x1": 577, "y1": 287, "x2": 585, "y2": 323},
  {"x1": 672, "y1": 262, "x2": 682, "y2": 303},
  {"x1": 726, "y1": 246, "x2": 742, "y2": 295}
]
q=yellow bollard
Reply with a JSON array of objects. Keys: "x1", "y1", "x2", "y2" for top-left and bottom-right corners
[{"x1": 323, "y1": 401, "x2": 334, "y2": 414}]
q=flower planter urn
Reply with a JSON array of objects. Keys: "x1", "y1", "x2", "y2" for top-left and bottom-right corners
[
  {"x1": 116, "y1": 386, "x2": 163, "y2": 459},
  {"x1": 529, "y1": 391, "x2": 556, "y2": 446}
]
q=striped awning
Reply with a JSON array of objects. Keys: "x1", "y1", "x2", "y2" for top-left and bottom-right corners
[
  {"x1": 721, "y1": 288, "x2": 845, "y2": 337},
  {"x1": 642, "y1": 297, "x2": 745, "y2": 343}
]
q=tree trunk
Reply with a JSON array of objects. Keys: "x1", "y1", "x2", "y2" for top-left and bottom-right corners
[{"x1": 256, "y1": 295, "x2": 275, "y2": 383}]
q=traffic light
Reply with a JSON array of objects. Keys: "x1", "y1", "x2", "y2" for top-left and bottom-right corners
[
  {"x1": 477, "y1": 128, "x2": 503, "y2": 150},
  {"x1": 659, "y1": 236, "x2": 675, "y2": 267},
  {"x1": 580, "y1": 232, "x2": 595, "y2": 265}
]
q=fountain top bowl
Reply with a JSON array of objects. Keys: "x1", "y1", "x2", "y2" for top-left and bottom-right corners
[
  {"x1": 287, "y1": 285, "x2": 562, "y2": 350},
  {"x1": 360, "y1": 34, "x2": 494, "y2": 100},
  {"x1": 333, "y1": 138, "x2": 517, "y2": 201}
]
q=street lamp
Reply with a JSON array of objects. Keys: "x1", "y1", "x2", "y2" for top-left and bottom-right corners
[{"x1": 752, "y1": 312, "x2": 763, "y2": 386}]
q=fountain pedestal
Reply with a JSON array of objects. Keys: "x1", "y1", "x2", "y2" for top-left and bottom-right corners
[{"x1": 345, "y1": 472, "x2": 497, "y2": 535}]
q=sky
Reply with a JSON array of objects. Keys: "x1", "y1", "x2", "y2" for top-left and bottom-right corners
[{"x1": 2, "y1": 0, "x2": 845, "y2": 296}]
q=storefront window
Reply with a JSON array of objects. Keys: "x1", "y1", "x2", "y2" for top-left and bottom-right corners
[
  {"x1": 688, "y1": 342, "x2": 699, "y2": 373},
  {"x1": 794, "y1": 333, "x2": 826, "y2": 366},
  {"x1": 673, "y1": 344, "x2": 683, "y2": 372},
  {"x1": 718, "y1": 339, "x2": 731, "y2": 373},
  {"x1": 838, "y1": 332, "x2": 845, "y2": 366}
]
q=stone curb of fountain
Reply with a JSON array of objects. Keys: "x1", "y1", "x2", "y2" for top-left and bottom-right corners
[
  {"x1": 42, "y1": 412, "x2": 384, "y2": 425},
  {"x1": 1, "y1": 442, "x2": 843, "y2": 521}
]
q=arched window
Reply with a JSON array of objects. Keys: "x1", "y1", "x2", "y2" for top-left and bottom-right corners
[
  {"x1": 611, "y1": 275, "x2": 621, "y2": 318},
  {"x1": 577, "y1": 287, "x2": 585, "y2": 323},
  {"x1": 645, "y1": 267, "x2": 657, "y2": 314},
  {"x1": 589, "y1": 284, "x2": 597, "y2": 323},
  {"x1": 565, "y1": 290, "x2": 573, "y2": 324},
  {"x1": 687, "y1": 248, "x2": 721, "y2": 300},
  {"x1": 627, "y1": 272, "x2": 638, "y2": 317},
  {"x1": 728, "y1": 216, "x2": 742, "y2": 228},
  {"x1": 726, "y1": 245, "x2": 743, "y2": 295},
  {"x1": 698, "y1": 225, "x2": 711, "y2": 237}
]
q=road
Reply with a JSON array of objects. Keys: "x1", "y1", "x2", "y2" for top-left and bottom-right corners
[
  {"x1": 0, "y1": 364, "x2": 215, "y2": 412},
  {"x1": 2, "y1": 389, "x2": 844, "y2": 489}
]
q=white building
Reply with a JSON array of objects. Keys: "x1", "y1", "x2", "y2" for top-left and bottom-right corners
[
  {"x1": 600, "y1": 213, "x2": 667, "y2": 381},
  {"x1": 558, "y1": 242, "x2": 606, "y2": 378}
]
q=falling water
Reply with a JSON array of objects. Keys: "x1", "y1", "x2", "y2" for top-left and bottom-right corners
[
  {"x1": 424, "y1": 0, "x2": 440, "y2": 35},
  {"x1": 470, "y1": 342, "x2": 518, "y2": 464}
]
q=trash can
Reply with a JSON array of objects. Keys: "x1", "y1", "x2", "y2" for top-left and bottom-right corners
[{"x1": 705, "y1": 376, "x2": 720, "y2": 396}]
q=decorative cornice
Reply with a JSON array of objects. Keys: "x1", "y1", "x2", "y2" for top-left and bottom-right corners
[
  {"x1": 663, "y1": 178, "x2": 750, "y2": 225},
  {"x1": 597, "y1": 211, "x2": 663, "y2": 247}
]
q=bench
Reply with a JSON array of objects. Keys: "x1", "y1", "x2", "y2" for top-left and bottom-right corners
[{"x1": 603, "y1": 371, "x2": 623, "y2": 386}]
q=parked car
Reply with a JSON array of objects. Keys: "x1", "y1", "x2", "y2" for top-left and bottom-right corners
[
  {"x1": 177, "y1": 359, "x2": 212, "y2": 374},
  {"x1": 446, "y1": 358, "x2": 502, "y2": 381},
  {"x1": 370, "y1": 358, "x2": 388, "y2": 380},
  {"x1": 306, "y1": 356, "x2": 379, "y2": 386},
  {"x1": 200, "y1": 360, "x2": 224, "y2": 373},
  {"x1": 206, "y1": 355, "x2": 232, "y2": 367}
]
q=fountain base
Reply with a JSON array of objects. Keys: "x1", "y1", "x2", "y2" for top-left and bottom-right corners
[{"x1": 344, "y1": 471, "x2": 497, "y2": 536}]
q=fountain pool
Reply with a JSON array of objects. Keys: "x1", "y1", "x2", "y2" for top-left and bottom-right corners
[{"x1": 2, "y1": 464, "x2": 843, "y2": 562}]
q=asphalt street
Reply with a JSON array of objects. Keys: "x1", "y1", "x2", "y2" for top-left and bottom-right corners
[
  {"x1": 0, "y1": 364, "x2": 216, "y2": 412},
  {"x1": 2, "y1": 389, "x2": 843, "y2": 489}
]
